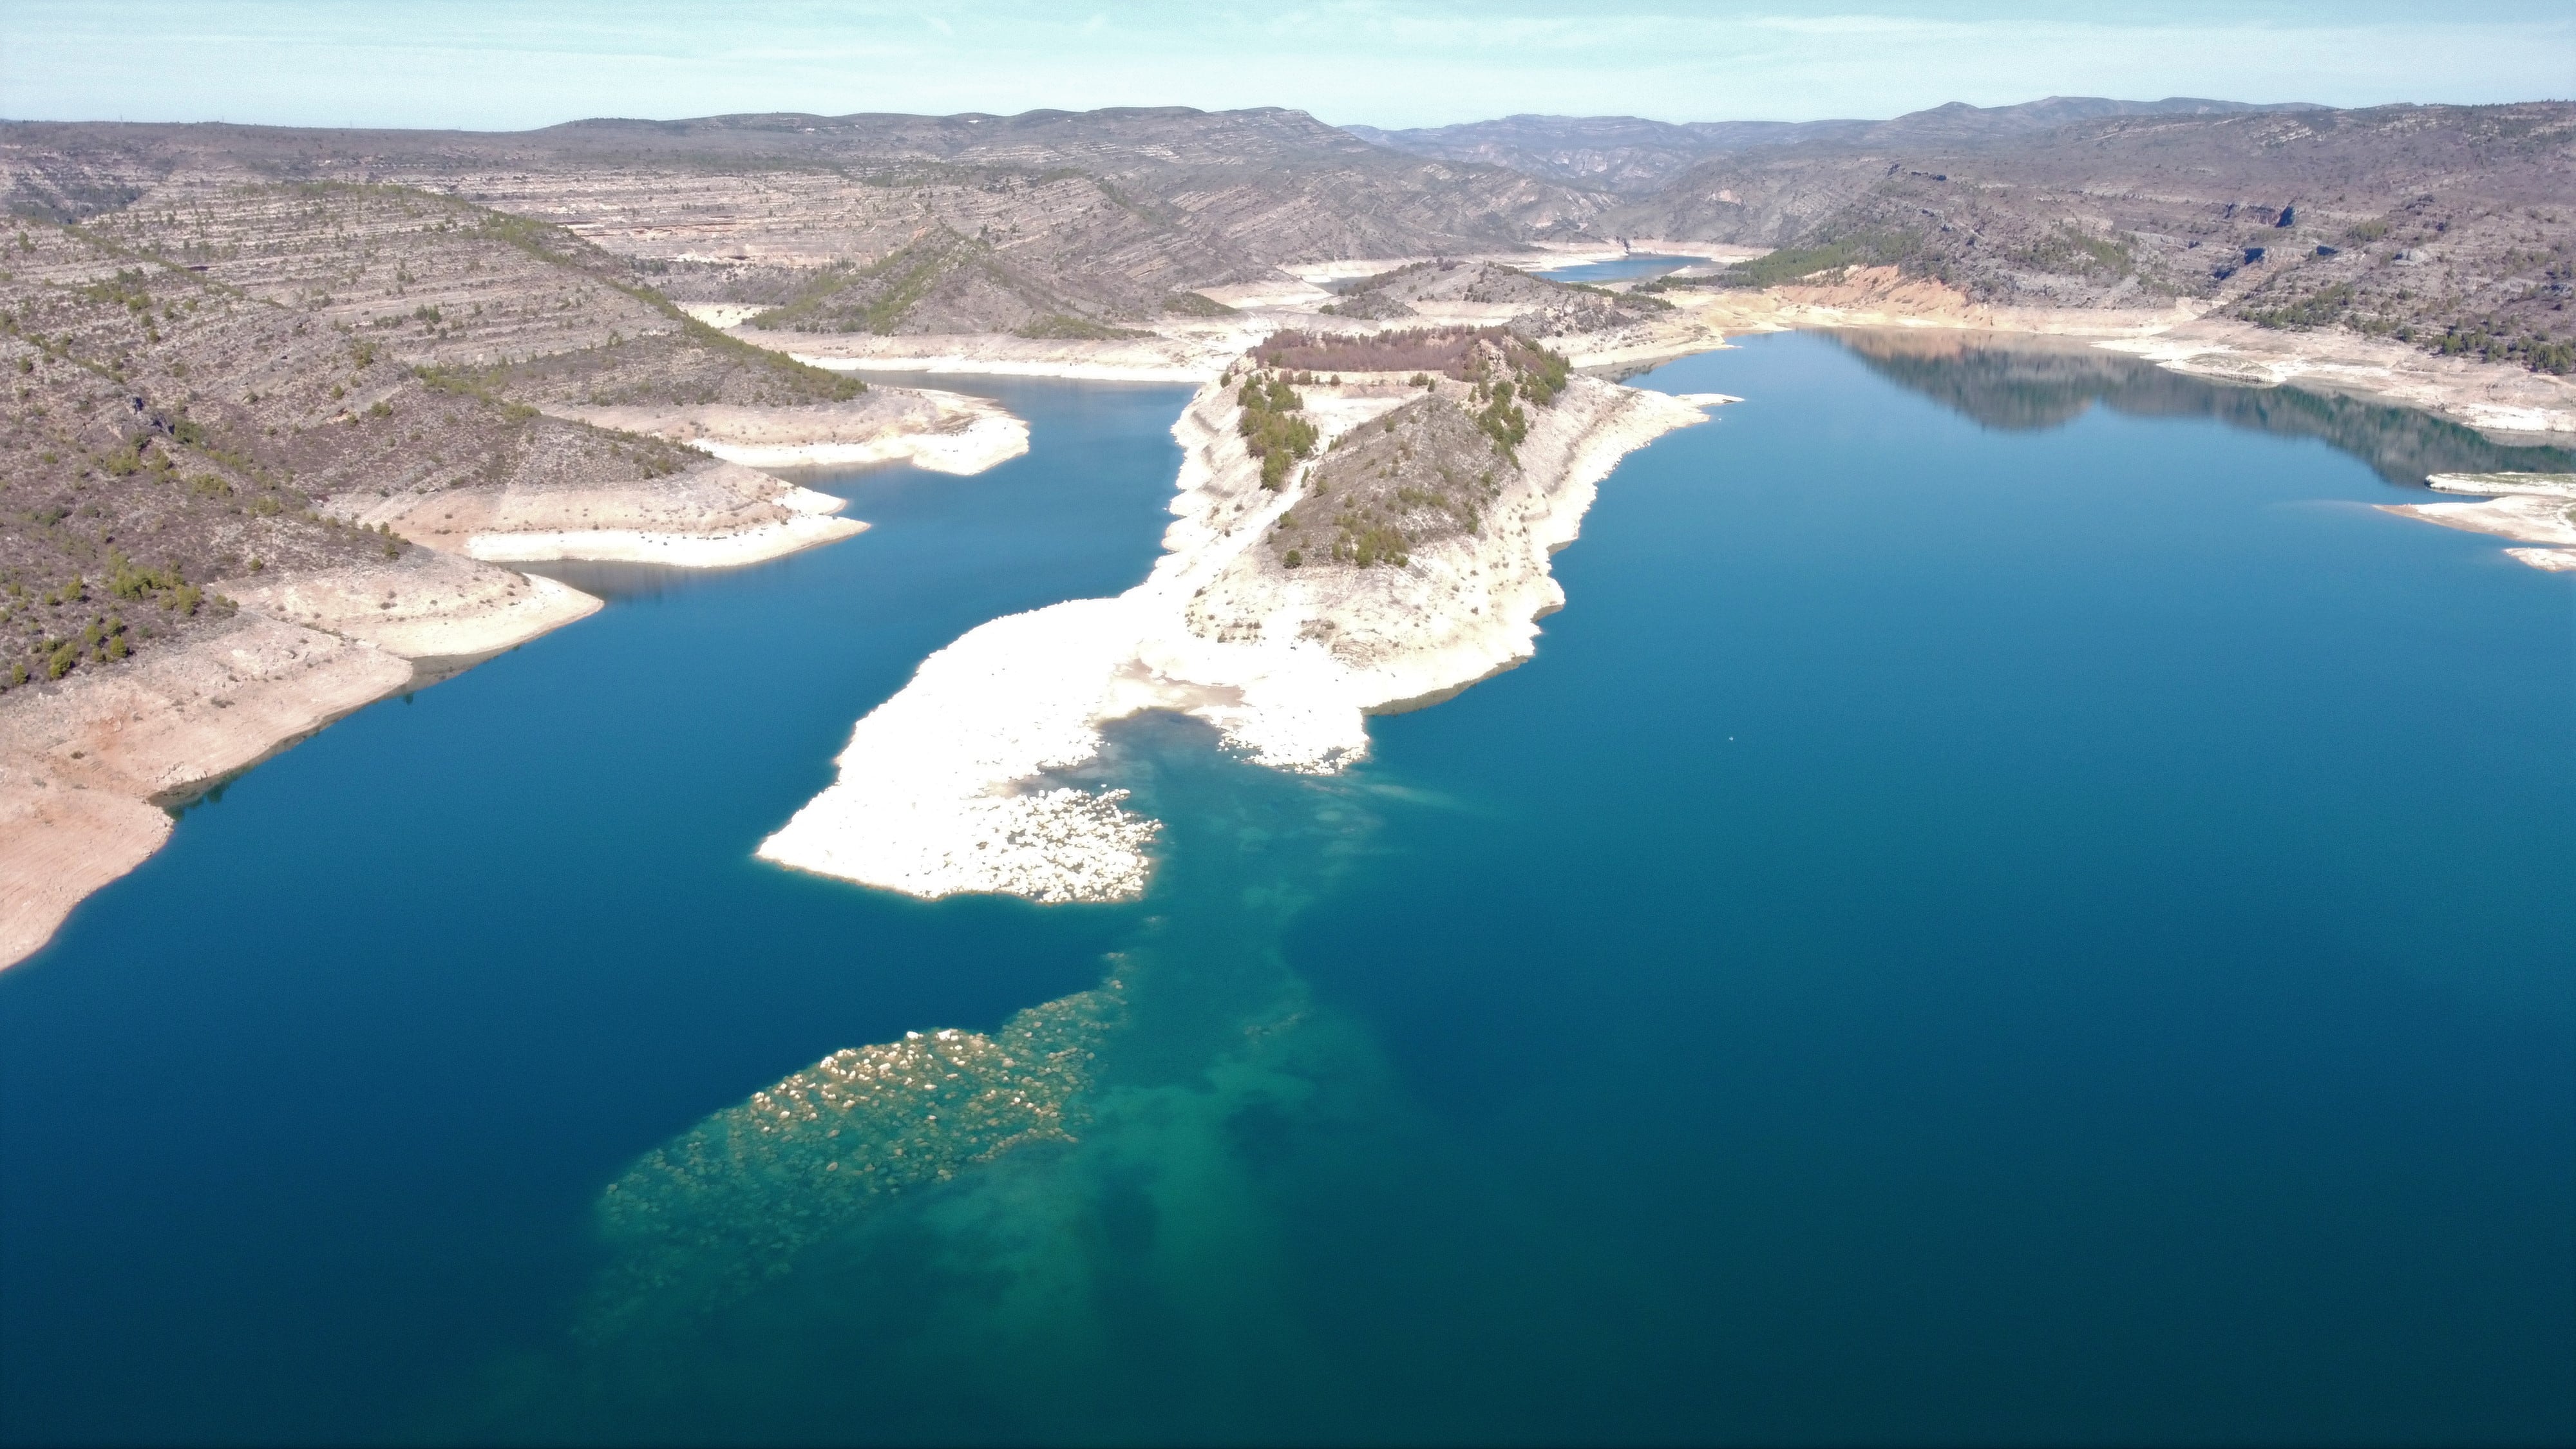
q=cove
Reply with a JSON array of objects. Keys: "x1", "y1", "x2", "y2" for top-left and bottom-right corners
[
  {"x1": 1533, "y1": 251, "x2": 1712, "y2": 284},
  {"x1": 2, "y1": 337, "x2": 2570, "y2": 1446}
]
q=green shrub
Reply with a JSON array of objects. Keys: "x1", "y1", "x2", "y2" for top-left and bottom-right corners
[
  {"x1": 2244, "y1": 283, "x2": 2356, "y2": 331},
  {"x1": 1714, "y1": 230, "x2": 1924, "y2": 289},
  {"x1": 1236, "y1": 375, "x2": 1320, "y2": 489}
]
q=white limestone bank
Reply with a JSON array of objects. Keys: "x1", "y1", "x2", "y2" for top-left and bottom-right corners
[
  {"x1": 366, "y1": 459, "x2": 867, "y2": 569},
  {"x1": 2382, "y1": 471, "x2": 2576, "y2": 571},
  {"x1": 757, "y1": 372, "x2": 1720, "y2": 904},
  {"x1": 557, "y1": 388, "x2": 1030, "y2": 476}
]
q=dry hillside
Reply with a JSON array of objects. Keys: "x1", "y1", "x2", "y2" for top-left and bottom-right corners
[
  {"x1": 4, "y1": 109, "x2": 1607, "y2": 335},
  {"x1": 0, "y1": 182, "x2": 863, "y2": 690},
  {"x1": 1618, "y1": 104, "x2": 2576, "y2": 372}
]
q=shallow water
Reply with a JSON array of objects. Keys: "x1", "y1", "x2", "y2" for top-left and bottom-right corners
[{"x1": 4, "y1": 339, "x2": 2570, "y2": 1444}]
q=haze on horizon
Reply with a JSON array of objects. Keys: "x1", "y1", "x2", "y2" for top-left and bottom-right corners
[{"x1": 4, "y1": 0, "x2": 2569, "y2": 134}]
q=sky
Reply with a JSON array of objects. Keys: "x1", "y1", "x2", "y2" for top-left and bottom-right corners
[{"x1": 3, "y1": 1, "x2": 2570, "y2": 132}]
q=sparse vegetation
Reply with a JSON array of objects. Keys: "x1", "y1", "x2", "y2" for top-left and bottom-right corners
[
  {"x1": 1013, "y1": 314, "x2": 1153, "y2": 341},
  {"x1": 1253, "y1": 327, "x2": 1569, "y2": 398},
  {"x1": 1161, "y1": 291, "x2": 1236, "y2": 317},
  {"x1": 1267, "y1": 394, "x2": 1515, "y2": 569},
  {"x1": 1236, "y1": 374, "x2": 1319, "y2": 489},
  {"x1": 2244, "y1": 282, "x2": 2358, "y2": 331},
  {"x1": 1701, "y1": 231, "x2": 1928, "y2": 289},
  {"x1": 750, "y1": 228, "x2": 1067, "y2": 336},
  {"x1": 0, "y1": 182, "x2": 821, "y2": 679}
]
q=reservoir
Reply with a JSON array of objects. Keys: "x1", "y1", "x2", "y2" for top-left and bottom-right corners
[
  {"x1": 3, "y1": 334, "x2": 2569, "y2": 1444},
  {"x1": 1533, "y1": 251, "x2": 1711, "y2": 283}
]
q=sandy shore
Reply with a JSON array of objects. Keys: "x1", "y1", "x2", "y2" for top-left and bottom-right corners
[
  {"x1": 1, "y1": 553, "x2": 602, "y2": 969},
  {"x1": 554, "y1": 386, "x2": 1028, "y2": 476},
  {"x1": 756, "y1": 367, "x2": 1719, "y2": 905}
]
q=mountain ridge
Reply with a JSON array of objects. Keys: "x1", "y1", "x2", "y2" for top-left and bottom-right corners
[{"x1": 1338, "y1": 97, "x2": 2324, "y2": 194}]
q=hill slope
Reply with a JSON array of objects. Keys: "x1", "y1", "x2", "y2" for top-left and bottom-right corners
[{"x1": 4, "y1": 108, "x2": 1611, "y2": 332}]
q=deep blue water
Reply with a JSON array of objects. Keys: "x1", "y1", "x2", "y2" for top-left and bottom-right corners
[
  {"x1": 1534, "y1": 252, "x2": 1710, "y2": 283},
  {"x1": 4, "y1": 337, "x2": 2571, "y2": 1445}
]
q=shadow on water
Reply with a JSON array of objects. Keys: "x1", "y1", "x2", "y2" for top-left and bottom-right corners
[{"x1": 1828, "y1": 328, "x2": 2575, "y2": 489}]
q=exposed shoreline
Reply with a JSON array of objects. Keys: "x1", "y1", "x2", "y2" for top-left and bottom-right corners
[
  {"x1": 554, "y1": 386, "x2": 1030, "y2": 477},
  {"x1": 744, "y1": 328, "x2": 1242, "y2": 383},
  {"x1": 1649, "y1": 265, "x2": 2576, "y2": 441},
  {"x1": 0, "y1": 383, "x2": 1032, "y2": 969},
  {"x1": 730, "y1": 259, "x2": 2572, "y2": 454},
  {"x1": 2379, "y1": 471, "x2": 2576, "y2": 569}
]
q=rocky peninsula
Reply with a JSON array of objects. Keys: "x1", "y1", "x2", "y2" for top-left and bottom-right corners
[{"x1": 756, "y1": 332, "x2": 1721, "y2": 903}]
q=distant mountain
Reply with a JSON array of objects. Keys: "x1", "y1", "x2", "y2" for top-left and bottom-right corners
[
  {"x1": 1340, "y1": 99, "x2": 2320, "y2": 194},
  {"x1": 1599, "y1": 100, "x2": 2576, "y2": 370},
  {"x1": 3, "y1": 106, "x2": 1613, "y2": 325},
  {"x1": 1340, "y1": 115, "x2": 1870, "y2": 194},
  {"x1": 5, "y1": 99, "x2": 2563, "y2": 374}
]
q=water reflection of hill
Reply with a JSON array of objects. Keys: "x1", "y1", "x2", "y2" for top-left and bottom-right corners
[{"x1": 1833, "y1": 330, "x2": 2574, "y2": 489}]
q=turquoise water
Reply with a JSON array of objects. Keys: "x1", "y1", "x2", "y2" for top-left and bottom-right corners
[
  {"x1": 1534, "y1": 252, "x2": 1710, "y2": 283},
  {"x1": 3, "y1": 337, "x2": 2571, "y2": 1444}
]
